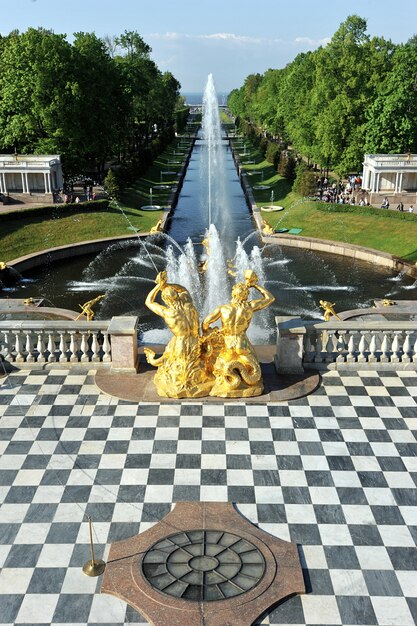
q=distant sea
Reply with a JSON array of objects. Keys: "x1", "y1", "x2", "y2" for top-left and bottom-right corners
[{"x1": 182, "y1": 92, "x2": 229, "y2": 106}]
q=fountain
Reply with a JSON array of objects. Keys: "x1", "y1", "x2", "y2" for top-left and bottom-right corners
[{"x1": 5, "y1": 75, "x2": 417, "y2": 325}]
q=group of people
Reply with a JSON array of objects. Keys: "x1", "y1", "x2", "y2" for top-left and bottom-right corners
[{"x1": 394, "y1": 201, "x2": 414, "y2": 213}]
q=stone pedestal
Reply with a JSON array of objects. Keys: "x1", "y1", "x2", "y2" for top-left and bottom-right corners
[
  {"x1": 108, "y1": 316, "x2": 139, "y2": 373},
  {"x1": 275, "y1": 316, "x2": 306, "y2": 375}
]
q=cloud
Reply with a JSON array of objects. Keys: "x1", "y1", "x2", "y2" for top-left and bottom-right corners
[{"x1": 294, "y1": 36, "x2": 331, "y2": 46}]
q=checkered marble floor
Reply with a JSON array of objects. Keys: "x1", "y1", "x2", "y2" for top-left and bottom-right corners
[{"x1": 0, "y1": 367, "x2": 416, "y2": 625}]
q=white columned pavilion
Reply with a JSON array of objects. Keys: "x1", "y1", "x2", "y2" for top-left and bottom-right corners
[
  {"x1": 362, "y1": 154, "x2": 417, "y2": 205},
  {"x1": 0, "y1": 154, "x2": 63, "y2": 203}
]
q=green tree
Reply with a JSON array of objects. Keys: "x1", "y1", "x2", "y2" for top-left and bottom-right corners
[
  {"x1": 365, "y1": 37, "x2": 417, "y2": 153},
  {"x1": 103, "y1": 169, "x2": 120, "y2": 200}
]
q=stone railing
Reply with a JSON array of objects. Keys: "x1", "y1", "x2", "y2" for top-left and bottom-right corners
[
  {"x1": 0, "y1": 316, "x2": 138, "y2": 372},
  {"x1": 275, "y1": 317, "x2": 417, "y2": 373}
]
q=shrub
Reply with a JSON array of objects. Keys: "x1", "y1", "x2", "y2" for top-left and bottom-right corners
[
  {"x1": 293, "y1": 164, "x2": 317, "y2": 197},
  {"x1": 265, "y1": 142, "x2": 280, "y2": 168},
  {"x1": 103, "y1": 169, "x2": 121, "y2": 200}
]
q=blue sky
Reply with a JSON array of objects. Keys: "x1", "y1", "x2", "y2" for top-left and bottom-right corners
[{"x1": 2, "y1": 0, "x2": 417, "y2": 93}]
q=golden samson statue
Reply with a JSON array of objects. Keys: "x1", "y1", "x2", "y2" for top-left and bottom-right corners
[{"x1": 145, "y1": 269, "x2": 275, "y2": 398}]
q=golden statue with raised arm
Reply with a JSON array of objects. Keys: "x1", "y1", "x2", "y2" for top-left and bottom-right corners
[
  {"x1": 319, "y1": 300, "x2": 341, "y2": 322},
  {"x1": 75, "y1": 295, "x2": 105, "y2": 321},
  {"x1": 201, "y1": 269, "x2": 275, "y2": 397},
  {"x1": 144, "y1": 271, "x2": 213, "y2": 398}
]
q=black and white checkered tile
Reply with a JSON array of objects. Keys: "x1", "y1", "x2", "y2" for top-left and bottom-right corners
[{"x1": 0, "y1": 367, "x2": 416, "y2": 625}]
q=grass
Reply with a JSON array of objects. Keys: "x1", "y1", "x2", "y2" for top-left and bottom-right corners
[
  {"x1": 4, "y1": 131, "x2": 417, "y2": 264},
  {"x1": 230, "y1": 136, "x2": 417, "y2": 263},
  {"x1": 1, "y1": 135, "x2": 194, "y2": 262}
]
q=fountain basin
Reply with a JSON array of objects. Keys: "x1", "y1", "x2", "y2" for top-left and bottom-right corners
[
  {"x1": 141, "y1": 205, "x2": 162, "y2": 211},
  {"x1": 261, "y1": 206, "x2": 284, "y2": 212},
  {"x1": 253, "y1": 185, "x2": 271, "y2": 190}
]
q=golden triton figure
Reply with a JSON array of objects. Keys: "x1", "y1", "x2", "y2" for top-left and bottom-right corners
[
  {"x1": 76, "y1": 295, "x2": 105, "y2": 321},
  {"x1": 0, "y1": 262, "x2": 7, "y2": 270},
  {"x1": 199, "y1": 237, "x2": 210, "y2": 272},
  {"x1": 150, "y1": 219, "x2": 163, "y2": 234},
  {"x1": 262, "y1": 220, "x2": 274, "y2": 235},
  {"x1": 144, "y1": 271, "x2": 213, "y2": 398},
  {"x1": 319, "y1": 299, "x2": 341, "y2": 321},
  {"x1": 201, "y1": 270, "x2": 275, "y2": 398}
]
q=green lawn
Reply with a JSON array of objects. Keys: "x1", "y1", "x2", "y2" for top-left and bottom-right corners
[
  {"x1": 3, "y1": 134, "x2": 417, "y2": 264},
  {"x1": 229, "y1": 137, "x2": 417, "y2": 263},
  {"x1": 1, "y1": 136, "x2": 193, "y2": 262}
]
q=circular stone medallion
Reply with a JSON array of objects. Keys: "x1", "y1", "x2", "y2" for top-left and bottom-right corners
[{"x1": 142, "y1": 529, "x2": 266, "y2": 601}]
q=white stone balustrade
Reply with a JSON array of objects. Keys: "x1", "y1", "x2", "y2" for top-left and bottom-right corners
[
  {"x1": 276, "y1": 319, "x2": 417, "y2": 372},
  {"x1": 0, "y1": 316, "x2": 138, "y2": 371}
]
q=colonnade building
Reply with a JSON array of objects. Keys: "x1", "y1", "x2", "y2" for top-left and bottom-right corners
[
  {"x1": 0, "y1": 154, "x2": 63, "y2": 204},
  {"x1": 362, "y1": 153, "x2": 417, "y2": 205}
]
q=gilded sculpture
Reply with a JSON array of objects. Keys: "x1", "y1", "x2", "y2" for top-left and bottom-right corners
[
  {"x1": 319, "y1": 299, "x2": 341, "y2": 321},
  {"x1": 145, "y1": 269, "x2": 275, "y2": 398},
  {"x1": 76, "y1": 295, "x2": 105, "y2": 321},
  {"x1": 202, "y1": 270, "x2": 275, "y2": 397},
  {"x1": 144, "y1": 271, "x2": 213, "y2": 398}
]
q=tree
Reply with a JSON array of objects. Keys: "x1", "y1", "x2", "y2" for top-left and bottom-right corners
[
  {"x1": 103, "y1": 169, "x2": 120, "y2": 200},
  {"x1": 365, "y1": 37, "x2": 417, "y2": 153}
]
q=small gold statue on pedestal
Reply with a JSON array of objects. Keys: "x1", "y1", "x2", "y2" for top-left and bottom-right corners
[
  {"x1": 0, "y1": 262, "x2": 7, "y2": 270},
  {"x1": 319, "y1": 300, "x2": 341, "y2": 321},
  {"x1": 144, "y1": 271, "x2": 213, "y2": 398},
  {"x1": 202, "y1": 270, "x2": 275, "y2": 398}
]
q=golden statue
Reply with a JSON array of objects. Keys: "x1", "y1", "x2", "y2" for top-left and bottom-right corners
[
  {"x1": 382, "y1": 298, "x2": 395, "y2": 306},
  {"x1": 23, "y1": 298, "x2": 35, "y2": 306},
  {"x1": 201, "y1": 270, "x2": 275, "y2": 397},
  {"x1": 0, "y1": 262, "x2": 7, "y2": 270},
  {"x1": 262, "y1": 220, "x2": 274, "y2": 235},
  {"x1": 199, "y1": 237, "x2": 210, "y2": 272},
  {"x1": 150, "y1": 219, "x2": 163, "y2": 234},
  {"x1": 144, "y1": 271, "x2": 213, "y2": 398},
  {"x1": 76, "y1": 295, "x2": 105, "y2": 321},
  {"x1": 319, "y1": 300, "x2": 341, "y2": 322}
]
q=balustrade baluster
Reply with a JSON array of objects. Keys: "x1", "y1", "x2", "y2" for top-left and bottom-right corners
[
  {"x1": 357, "y1": 332, "x2": 368, "y2": 363},
  {"x1": 47, "y1": 332, "x2": 56, "y2": 362},
  {"x1": 336, "y1": 331, "x2": 348, "y2": 363},
  {"x1": 411, "y1": 334, "x2": 417, "y2": 363},
  {"x1": 2, "y1": 331, "x2": 13, "y2": 362},
  {"x1": 346, "y1": 331, "x2": 357, "y2": 363},
  {"x1": 25, "y1": 332, "x2": 35, "y2": 363},
  {"x1": 391, "y1": 332, "x2": 402, "y2": 363},
  {"x1": 91, "y1": 332, "x2": 101, "y2": 362},
  {"x1": 59, "y1": 332, "x2": 68, "y2": 363},
  {"x1": 80, "y1": 332, "x2": 90, "y2": 362},
  {"x1": 69, "y1": 332, "x2": 79, "y2": 363},
  {"x1": 368, "y1": 334, "x2": 379, "y2": 362},
  {"x1": 102, "y1": 332, "x2": 112, "y2": 363},
  {"x1": 325, "y1": 331, "x2": 335, "y2": 363},
  {"x1": 380, "y1": 333, "x2": 392, "y2": 363},
  {"x1": 14, "y1": 332, "x2": 25, "y2": 363},
  {"x1": 402, "y1": 332, "x2": 413, "y2": 364},
  {"x1": 35, "y1": 332, "x2": 47, "y2": 363},
  {"x1": 314, "y1": 333, "x2": 323, "y2": 363}
]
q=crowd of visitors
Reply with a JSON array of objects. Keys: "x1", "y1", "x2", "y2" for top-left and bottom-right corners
[{"x1": 317, "y1": 174, "x2": 370, "y2": 205}]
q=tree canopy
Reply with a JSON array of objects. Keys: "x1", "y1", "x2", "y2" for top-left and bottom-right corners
[
  {"x1": 0, "y1": 27, "x2": 182, "y2": 177},
  {"x1": 228, "y1": 15, "x2": 413, "y2": 176}
]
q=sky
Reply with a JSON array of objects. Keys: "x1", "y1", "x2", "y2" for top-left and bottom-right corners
[{"x1": 1, "y1": 0, "x2": 417, "y2": 93}]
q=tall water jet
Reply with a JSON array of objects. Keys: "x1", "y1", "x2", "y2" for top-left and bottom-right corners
[{"x1": 201, "y1": 74, "x2": 229, "y2": 232}]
